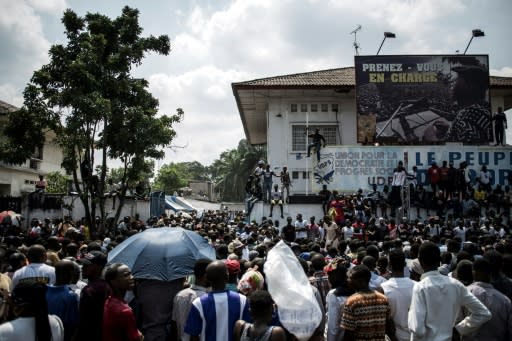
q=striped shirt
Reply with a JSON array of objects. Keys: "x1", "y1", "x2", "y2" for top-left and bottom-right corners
[
  {"x1": 184, "y1": 290, "x2": 250, "y2": 341},
  {"x1": 341, "y1": 290, "x2": 391, "y2": 341}
]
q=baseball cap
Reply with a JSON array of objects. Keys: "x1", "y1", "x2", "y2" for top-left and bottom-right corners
[
  {"x1": 228, "y1": 240, "x2": 244, "y2": 253},
  {"x1": 224, "y1": 259, "x2": 240, "y2": 274},
  {"x1": 79, "y1": 251, "x2": 107, "y2": 267}
]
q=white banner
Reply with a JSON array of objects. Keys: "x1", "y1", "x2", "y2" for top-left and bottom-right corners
[{"x1": 312, "y1": 145, "x2": 512, "y2": 192}]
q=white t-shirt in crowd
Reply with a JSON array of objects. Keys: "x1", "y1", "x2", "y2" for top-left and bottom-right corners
[
  {"x1": 381, "y1": 277, "x2": 415, "y2": 341},
  {"x1": 11, "y1": 263, "x2": 56, "y2": 289},
  {"x1": 342, "y1": 226, "x2": 354, "y2": 240},
  {"x1": 0, "y1": 315, "x2": 64, "y2": 341}
]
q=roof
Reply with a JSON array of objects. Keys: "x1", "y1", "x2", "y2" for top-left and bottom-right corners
[
  {"x1": 0, "y1": 100, "x2": 19, "y2": 114},
  {"x1": 232, "y1": 67, "x2": 355, "y2": 89},
  {"x1": 232, "y1": 66, "x2": 512, "y2": 89}
]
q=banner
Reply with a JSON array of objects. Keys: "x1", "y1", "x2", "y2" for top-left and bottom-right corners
[
  {"x1": 312, "y1": 146, "x2": 512, "y2": 192},
  {"x1": 355, "y1": 55, "x2": 491, "y2": 145}
]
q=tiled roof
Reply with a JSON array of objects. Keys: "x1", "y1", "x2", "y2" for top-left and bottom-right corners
[
  {"x1": 233, "y1": 67, "x2": 512, "y2": 89},
  {"x1": 0, "y1": 100, "x2": 19, "y2": 114},
  {"x1": 490, "y1": 76, "x2": 512, "y2": 87}
]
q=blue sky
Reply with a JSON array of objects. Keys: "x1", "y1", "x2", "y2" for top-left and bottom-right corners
[{"x1": 1, "y1": 0, "x2": 511, "y2": 167}]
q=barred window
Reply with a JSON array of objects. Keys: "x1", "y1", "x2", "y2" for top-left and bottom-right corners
[
  {"x1": 321, "y1": 104, "x2": 328, "y2": 112},
  {"x1": 300, "y1": 104, "x2": 308, "y2": 112},
  {"x1": 311, "y1": 104, "x2": 318, "y2": 112},
  {"x1": 291, "y1": 104, "x2": 297, "y2": 112},
  {"x1": 292, "y1": 125, "x2": 339, "y2": 151},
  {"x1": 292, "y1": 171, "x2": 299, "y2": 179},
  {"x1": 332, "y1": 104, "x2": 339, "y2": 112}
]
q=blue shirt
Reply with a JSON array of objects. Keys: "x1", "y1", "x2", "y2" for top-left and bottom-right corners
[
  {"x1": 184, "y1": 290, "x2": 250, "y2": 341},
  {"x1": 46, "y1": 285, "x2": 79, "y2": 341}
]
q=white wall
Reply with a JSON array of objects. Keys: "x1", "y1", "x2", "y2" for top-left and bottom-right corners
[{"x1": 266, "y1": 94, "x2": 358, "y2": 195}]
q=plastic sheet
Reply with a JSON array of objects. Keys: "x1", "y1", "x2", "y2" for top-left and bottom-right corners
[{"x1": 265, "y1": 241, "x2": 323, "y2": 340}]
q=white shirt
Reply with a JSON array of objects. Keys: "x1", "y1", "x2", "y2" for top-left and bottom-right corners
[
  {"x1": 295, "y1": 219, "x2": 308, "y2": 239},
  {"x1": 0, "y1": 315, "x2": 64, "y2": 341},
  {"x1": 11, "y1": 263, "x2": 56, "y2": 289},
  {"x1": 453, "y1": 226, "x2": 466, "y2": 243},
  {"x1": 381, "y1": 277, "x2": 415, "y2": 341},
  {"x1": 342, "y1": 226, "x2": 354, "y2": 240},
  {"x1": 392, "y1": 169, "x2": 407, "y2": 186},
  {"x1": 324, "y1": 289, "x2": 348, "y2": 341},
  {"x1": 478, "y1": 170, "x2": 491, "y2": 185},
  {"x1": 408, "y1": 270, "x2": 491, "y2": 341}
]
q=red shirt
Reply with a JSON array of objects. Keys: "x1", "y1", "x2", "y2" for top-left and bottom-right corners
[
  {"x1": 351, "y1": 222, "x2": 366, "y2": 240},
  {"x1": 103, "y1": 296, "x2": 141, "y2": 341},
  {"x1": 427, "y1": 166, "x2": 440, "y2": 184},
  {"x1": 329, "y1": 200, "x2": 345, "y2": 224}
]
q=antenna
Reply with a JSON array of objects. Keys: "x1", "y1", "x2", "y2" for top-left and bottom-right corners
[{"x1": 350, "y1": 25, "x2": 362, "y2": 56}]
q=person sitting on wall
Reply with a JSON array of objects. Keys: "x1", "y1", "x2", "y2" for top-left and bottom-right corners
[
  {"x1": 33, "y1": 175, "x2": 48, "y2": 208},
  {"x1": 269, "y1": 184, "x2": 284, "y2": 219},
  {"x1": 35, "y1": 175, "x2": 47, "y2": 193}
]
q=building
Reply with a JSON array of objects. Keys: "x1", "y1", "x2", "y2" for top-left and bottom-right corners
[
  {"x1": 232, "y1": 64, "x2": 512, "y2": 223},
  {"x1": 0, "y1": 100, "x2": 65, "y2": 197},
  {"x1": 233, "y1": 66, "x2": 512, "y2": 195}
]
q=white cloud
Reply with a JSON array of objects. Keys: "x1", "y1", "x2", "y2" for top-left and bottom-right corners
[
  {"x1": 491, "y1": 67, "x2": 512, "y2": 77},
  {"x1": 148, "y1": 66, "x2": 252, "y2": 165},
  {"x1": 0, "y1": 0, "x2": 52, "y2": 94},
  {"x1": 0, "y1": 84, "x2": 23, "y2": 107},
  {"x1": 26, "y1": 0, "x2": 67, "y2": 14}
]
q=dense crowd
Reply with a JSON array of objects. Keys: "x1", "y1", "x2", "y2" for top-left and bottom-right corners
[{"x1": 0, "y1": 181, "x2": 511, "y2": 341}]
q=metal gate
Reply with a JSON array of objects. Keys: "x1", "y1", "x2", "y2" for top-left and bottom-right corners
[{"x1": 0, "y1": 196, "x2": 22, "y2": 212}]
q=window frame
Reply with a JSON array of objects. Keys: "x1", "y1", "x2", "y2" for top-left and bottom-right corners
[{"x1": 291, "y1": 124, "x2": 339, "y2": 152}]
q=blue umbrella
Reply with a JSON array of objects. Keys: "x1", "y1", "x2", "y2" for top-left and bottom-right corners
[{"x1": 107, "y1": 227, "x2": 216, "y2": 281}]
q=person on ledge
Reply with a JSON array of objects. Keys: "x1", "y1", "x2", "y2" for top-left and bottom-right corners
[{"x1": 306, "y1": 128, "x2": 326, "y2": 162}]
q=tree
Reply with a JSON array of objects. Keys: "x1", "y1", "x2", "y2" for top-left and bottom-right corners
[
  {"x1": 45, "y1": 171, "x2": 70, "y2": 194},
  {"x1": 210, "y1": 140, "x2": 265, "y2": 201},
  {"x1": 0, "y1": 7, "x2": 182, "y2": 234},
  {"x1": 152, "y1": 163, "x2": 188, "y2": 194}
]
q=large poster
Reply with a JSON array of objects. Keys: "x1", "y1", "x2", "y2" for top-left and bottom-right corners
[
  {"x1": 312, "y1": 146, "x2": 511, "y2": 193},
  {"x1": 355, "y1": 55, "x2": 491, "y2": 145}
]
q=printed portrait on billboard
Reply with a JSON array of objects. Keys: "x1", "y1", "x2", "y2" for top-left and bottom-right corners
[{"x1": 355, "y1": 55, "x2": 491, "y2": 145}]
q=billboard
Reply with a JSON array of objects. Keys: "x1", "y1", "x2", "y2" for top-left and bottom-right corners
[
  {"x1": 355, "y1": 55, "x2": 491, "y2": 145},
  {"x1": 312, "y1": 146, "x2": 511, "y2": 193}
]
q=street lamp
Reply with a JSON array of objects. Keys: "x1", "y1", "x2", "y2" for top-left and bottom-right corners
[
  {"x1": 376, "y1": 32, "x2": 396, "y2": 55},
  {"x1": 463, "y1": 29, "x2": 485, "y2": 54}
]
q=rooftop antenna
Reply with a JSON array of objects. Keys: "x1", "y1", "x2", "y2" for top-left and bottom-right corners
[{"x1": 350, "y1": 25, "x2": 362, "y2": 56}]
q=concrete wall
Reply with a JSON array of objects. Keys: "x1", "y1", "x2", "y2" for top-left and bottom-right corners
[
  {"x1": 23, "y1": 196, "x2": 150, "y2": 227},
  {"x1": 248, "y1": 201, "x2": 324, "y2": 232}
]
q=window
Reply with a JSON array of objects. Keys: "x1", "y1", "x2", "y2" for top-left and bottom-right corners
[
  {"x1": 332, "y1": 104, "x2": 339, "y2": 112},
  {"x1": 292, "y1": 171, "x2": 299, "y2": 179},
  {"x1": 302, "y1": 171, "x2": 310, "y2": 179},
  {"x1": 291, "y1": 104, "x2": 297, "y2": 112},
  {"x1": 300, "y1": 104, "x2": 308, "y2": 112},
  {"x1": 311, "y1": 104, "x2": 318, "y2": 112},
  {"x1": 292, "y1": 125, "x2": 339, "y2": 151},
  {"x1": 29, "y1": 159, "x2": 40, "y2": 170},
  {"x1": 321, "y1": 104, "x2": 328, "y2": 112}
]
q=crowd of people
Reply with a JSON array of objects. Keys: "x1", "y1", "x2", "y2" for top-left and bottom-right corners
[{"x1": 0, "y1": 169, "x2": 511, "y2": 340}]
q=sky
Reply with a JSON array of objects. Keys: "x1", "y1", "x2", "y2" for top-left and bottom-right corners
[{"x1": 1, "y1": 0, "x2": 511, "y2": 169}]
